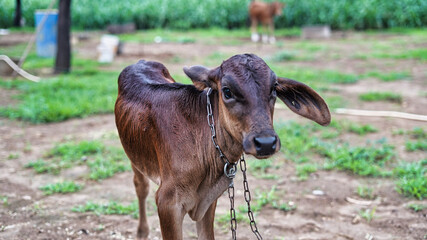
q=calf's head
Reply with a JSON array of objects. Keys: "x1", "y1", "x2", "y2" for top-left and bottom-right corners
[{"x1": 184, "y1": 54, "x2": 330, "y2": 159}]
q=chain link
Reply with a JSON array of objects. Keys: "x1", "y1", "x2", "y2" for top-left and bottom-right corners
[
  {"x1": 206, "y1": 88, "x2": 262, "y2": 240},
  {"x1": 240, "y1": 155, "x2": 263, "y2": 240}
]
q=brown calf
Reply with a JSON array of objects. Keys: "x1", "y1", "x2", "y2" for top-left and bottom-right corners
[
  {"x1": 249, "y1": 0, "x2": 285, "y2": 43},
  {"x1": 115, "y1": 54, "x2": 330, "y2": 240}
]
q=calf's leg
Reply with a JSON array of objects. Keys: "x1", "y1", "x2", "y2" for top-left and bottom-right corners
[
  {"x1": 196, "y1": 200, "x2": 217, "y2": 240},
  {"x1": 132, "y1": 166, "x2": 150, "y2": 240},
  {"x1": 251, "y1": 18, "x2": 260, "y2": 42},
  {"x1": 156, "y1": 185, "x2": 186, "y2": 240},
  {"x1": 268, "y1": 21, "x2": 276, "y2": 44}
]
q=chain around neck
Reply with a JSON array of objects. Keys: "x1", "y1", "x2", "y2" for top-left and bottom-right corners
[{"x1": 205, "y1": 88, "x2": 263, "y2": 240}]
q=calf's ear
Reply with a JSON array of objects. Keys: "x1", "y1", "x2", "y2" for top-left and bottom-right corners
[
  {"x1": 183, "y1": 66, "x2": 220, "y2": 90},
  {"x1": 276, "y1": 77, "x2": 331, "y2": 126}
]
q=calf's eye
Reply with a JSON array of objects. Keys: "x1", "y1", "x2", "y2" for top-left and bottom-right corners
[{"x1": 222, "y1": 87, "x2": 233, "y2": 99}]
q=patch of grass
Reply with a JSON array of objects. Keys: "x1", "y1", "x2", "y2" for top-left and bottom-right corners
[
  {"x1": 215, "y1": 211, "x2": 244, "y2": 226},
  {"x1": 272, "y1": 201, "x2": 296, "y2": 212},
  {"x1": 275, "y1": 121, "x2": 318, "y2": 162},
  {"x1": 243, "y1": 186, "x2": 296, "y2": 213},
  {"x1": 322, "y1": 140, "x2": 395, "y2": 177},
  {"x1": 26, "y1": 140, "x2": 104, "y2": 174},
  {"x1": 246, "y1": 159, "x2": 279, "y2": 179},
  {"x1": 272, "y1": 50, "x2": 298, "y2": 62},
  {"x1": 119, "y1": 28, "x2": 250, "y2": 44},
  {"x1": 352, "y1": 53, "x2": 369, "y2": 60},
  {"x1": 405, "y1": 140, "x2": 427, "y2": 152},
  {"x1": 39, "y1": 181, "x2": 83, "y2": 195},
  {"x1": 394, "y1": 161, "x2": 427, "y2": 200},
  {"x1": 359, "y1": 92, "x2": 402, "y2": 103},
  {"x1": 356, "y1": 186, "x2": 376, "y2": 199},
  {"x1": 296, "y1": 164, "x2": 317, "y2": 180},
  {"x1": 292, "y1": 41, "x2": 327, "y2": 52},
  {"x1": 48, "y1": 140, "x2": 104, "y2": 160},
  {"x1": 359, "y1": 207, "x2": 376, "y2": 223},
  {"x1": 7, "y1": 153, "x2": 19, "y2": 159},
  {"x1": 364, "y1": 71, "x2": 411, "y2": 82},
  {"x1": 407, "y1": 203, "x2": 427, "y2": 212},
  {"x1": 320, "y1": 130, "x2": 340, "y2": 139},
  {"x1": 203, "y1": 51, "x2": 233, "y2": 66},
  {"x1": 0, "y1": 69, "x2": 119, "y2": 123},
  {"x1": 324, "y1": 95, "x2": 347, "y2": 109},
  {"x1": 271, "y1": 66, "x2": 359, "y2": 86},
  {"x1": 87, "y1": 147, "x2": 131, "y2": 180},
  {"x1": 244, "y1": 186, "x2": 279, "y2": 213},
  {"x1": 408, "y1": 127, "x2": 426, "y2": 139},
  {"x1": 1, "y1": 196, "x2": 8, "y2": 206},
  {"x1": 25, "y1": 159, "x2": 61, "y2": 175},
  {"x1": 25, "y1": 140, "x2": 130, "y2": 179},
  {"x1": 348, "y1": 123, "x2": 378, "y2": 135},
  {"x1": 373, "y1": 48, "x2": 427, "y2": 61},
  {"x1": 72, "y1": 200, "x2": 139, "y2": 219}
]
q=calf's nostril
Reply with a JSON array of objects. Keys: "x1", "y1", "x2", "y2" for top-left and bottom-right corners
[{"x1": 254, "y1": 138, "x2": 262, "y2": 150}]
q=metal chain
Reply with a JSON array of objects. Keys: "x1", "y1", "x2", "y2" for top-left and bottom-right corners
[
  {"x1": 206, "y1": 88, "x2": 238, "y2": 239},
  {"x1": 240, "y1": 155, "x2": 263, "y2": 240},
  {"x1": 206, "y1": 88, "x2": 263, "y2": 240}
]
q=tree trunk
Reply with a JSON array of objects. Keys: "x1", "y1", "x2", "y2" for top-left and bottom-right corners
[
  {"x1": 54, "y1": 0, "x2": 72, "y2": 74},
  {"x1": 13, "y1": 0, "x2": 22, "y2": 27}
]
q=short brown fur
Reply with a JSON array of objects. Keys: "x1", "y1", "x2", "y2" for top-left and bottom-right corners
[{"x1": 115, "y1": 54, "x2": 330, "y2": 239}]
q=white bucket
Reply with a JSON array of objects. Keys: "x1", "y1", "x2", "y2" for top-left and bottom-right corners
[{"x1": 97, "y1": 35, "x2": 120, "y2": 63}]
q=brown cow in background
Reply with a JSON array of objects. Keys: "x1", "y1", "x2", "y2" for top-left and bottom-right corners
[{"x1": 249, "y1": 0, "x2": 285, "y2": 44}]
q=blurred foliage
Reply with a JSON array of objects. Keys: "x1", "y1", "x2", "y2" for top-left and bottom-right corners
[{"x1": 0, "y1": 0, "x2": 426, "y2": 30}]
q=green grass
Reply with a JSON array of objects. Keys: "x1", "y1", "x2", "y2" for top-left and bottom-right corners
[
  {"x1": 87, "y1": 147, "x2": 131, "y2": 180},
  {"x1": 373, "y1": 48, "x2": 427, "y2": 61},
  {"x1": 394, "y1": 161, "x2": 427, "y2": 200},
  {"x1": 238, "y1": 186, "x2": 293, "y2": 214},
  {"x1": 48, "y1": 140, "x2": 104, "y2": 160},
  {"x1": 72, "y1": 200, "x2": 139, "y2": 219},
  {"x1": 3, "y1": 0, "x2": 426, "y2": 30},
  {"x1": 39, "y1": 181, "x2": 83, "y2": 195},
  {"x1": 407, "y1": 203, "x2": 427, "y2": 212},
  {"x1": 405, "y1": 140, "x2": 427, "y2": 152},
  {"x1": 348, "y1": 123, "x2": 378, "y2": 135},
  {"x1": 0, "y1": 68, "x2": 119, "y2": 123},
  {"x1": 359, "y1": 207, "x2": 376, "y2": 223},
  {"x1": 275, "y1": 121, "x2": 318, "y2": 162},
  {"x1": 7, "y1": 153, "x2": 19, "y2": 159},
  {"x1": 296, "y1": 164, "x2": 317, "y2": 180},
  {"x1": 270, "y1": 66, "x2": 359, "y2": 87},
  {"x1": 272, "y1": 50, "x2": 298, "y2": 62},
  {"x1": 407, "y1": 127, "x2": 426, "y2": 139},
  {"x1": 26, "y1": 140, "x2": 104, "y2": 174},
  {"x1": 359, "y1": 92, "x2": 402, "y2": 103},
  {"x1": 246, "y1": 159, "x2": 279, "y2": 180},
  {"x1": 356, "y1": 186, "x2": 376, "y2": 199},
  {"x1": 119, "y1": 28, "x2": 258, "y2": 44},
  {"x1": 322, "y1": 140, "x2": 395, "y2": 177},
  {"x1": 1, "y1": 196, "x2": 8, "y2": 206},
  {"x1": 25, "y1": 140, "x2": 131, "y2": 179},
  {"x1": 364, "y1": 71, "x2": 411, "y2": 82}
]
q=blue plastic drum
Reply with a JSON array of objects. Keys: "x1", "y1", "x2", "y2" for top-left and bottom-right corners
[{"x1": 35, "y1": 10, "x2": 58, "y2": 58}]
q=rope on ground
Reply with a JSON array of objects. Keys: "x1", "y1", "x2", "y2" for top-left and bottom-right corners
[
  {"x1": 0, "y1": 55, "x2": 40, "y2": 82},
  {"x1": 334, "y1": 108, "x2": 427, "y2": 122}
]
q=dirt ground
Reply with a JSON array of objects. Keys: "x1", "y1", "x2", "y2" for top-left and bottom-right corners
[{"x1": 0, "y1": 30, "x2": 426, "y2": 240}]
